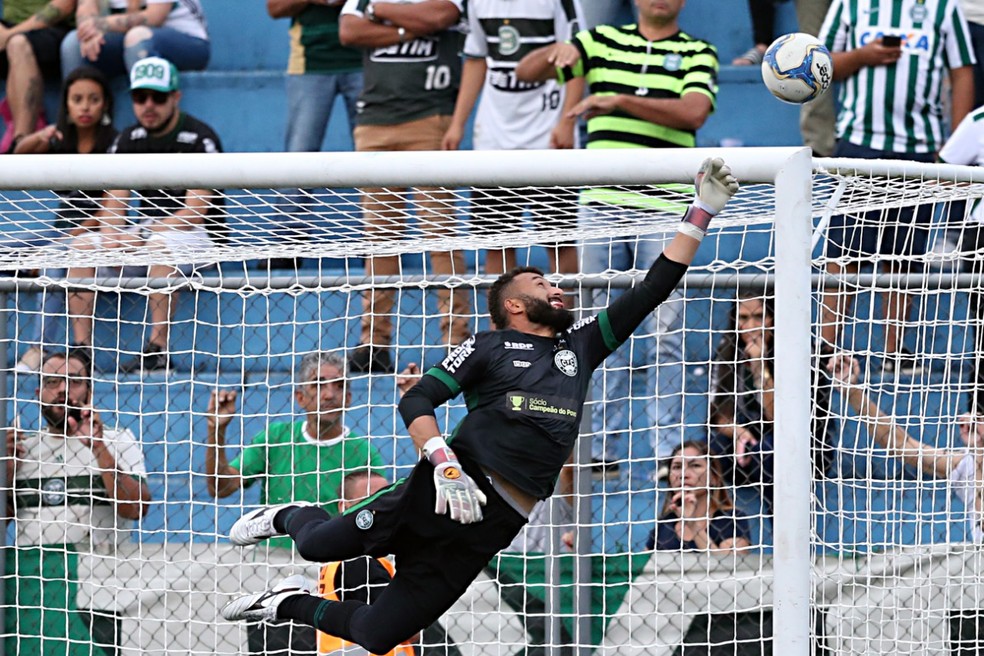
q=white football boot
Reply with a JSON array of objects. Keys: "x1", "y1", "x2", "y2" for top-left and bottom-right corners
[{"x1": 221, "y1": 574, "x2": 314, "y2": 622}]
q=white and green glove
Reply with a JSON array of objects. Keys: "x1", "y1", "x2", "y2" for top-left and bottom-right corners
[
  {"x1": 678, "y1": 157, "x2": 740, "y2": 241},
  {"x1": 423, "y1": 436, "x2": 488, "y2": 524}
]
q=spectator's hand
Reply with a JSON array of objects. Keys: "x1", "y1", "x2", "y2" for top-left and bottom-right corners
[
  {"x1": 0, "y1": 25, "x2": 11, "y2": 51},
  {"x1": 734, "y1": 426, "x2": 758, "y2": 468},
  {"x1": 76, "y1": 17, "x2": 100, "y2": 43},
  {"x1": 396, "y1": 363, "x2": 420, "y2": 398},
  {"x1": 98, "y1": 225, "x2": 137, "y2": 250},
  {"x1": 207, "y1": 389, "x2": 238, "y2": 432},
  {"x1": 77, "y1": 18, "x2": 106, "y2": 62},
  {"x1": 549, "y1": 118, "x2": 576, "y2": 150},
  {"x1": 741, "y1": 328, "x2": 766, "y2": 361},
  {"x1": 72, "y1": 407, "x2": 105, "y2": 450},
  {"x1": 566, "y1": 94, "x2": 620, "y2": 121},
  {"x1": 670, "y1": 491, "x2": 700, "y2": 517},
  {"x1": 561, "y1": 530, "x2": 575, "y2": 551},
  {"x1": 441, "y1": 124, "x2": 464, "y2": 151},
  {"x1": 546, "y1": 43, "x2": 580, "y2": 69},
  {"x1": 6, "y1": 425, "x2": 25, "y2": 461},
  {"x1": 858, "y1": 38, "x2": 904, "y2": 68},
  {"x1": 826, "y1": 353, "x2": 860, "y2": 388},
  {"x1": 958, "y1": 413, "x2": 984, "y2": 450},
  {"x1": 37, "y1": 124, "x2": 61, "y2": 144}
]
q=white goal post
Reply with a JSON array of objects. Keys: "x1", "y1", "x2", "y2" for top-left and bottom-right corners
[{"x1": 3, "y1": 147, "x2": 983, "y2": 655}]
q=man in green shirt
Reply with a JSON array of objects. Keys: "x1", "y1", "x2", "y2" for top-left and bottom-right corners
[
  {"x1": 205, "y1": 350, "x2": 387, "y2": 534},
  {"x1": 266, "y1": 0, "x2": 363, "y2": 261}
]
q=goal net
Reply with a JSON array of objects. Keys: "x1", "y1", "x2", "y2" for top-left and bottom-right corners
[{"x1": 0, "y1": 148, "x2": 981, "y2": 656}]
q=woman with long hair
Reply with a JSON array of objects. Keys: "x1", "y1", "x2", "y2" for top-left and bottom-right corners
[
  {"x1": 14, "y1": 65, "x2": 117, "y2": 371},
  {"x1": 708, "y1": 292, "x2": 777, "y2": 512}
]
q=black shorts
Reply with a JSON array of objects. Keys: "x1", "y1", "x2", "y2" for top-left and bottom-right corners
[
  {"x1": 470, "y1": 186, "x2": 577, "y2": 246},
  {"x1": 0, "y1": 22, "x2": 69, "y2": 79},
  {"x1": 285, "y1": 456, "x2": 529, "y2": 647},
  {"x1": 342, "y1": 457, "x2": 527, "y2": 604}
]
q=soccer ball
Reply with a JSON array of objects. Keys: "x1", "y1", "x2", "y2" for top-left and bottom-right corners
[{"x1": 760, "y1": 32, "x2": 833, "y2": 104}]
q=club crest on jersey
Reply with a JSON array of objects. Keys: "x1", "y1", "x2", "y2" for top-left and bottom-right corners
[
  {"x1": 498, "y1": 25, "x2": 521, "y2": 56},
  {"x1": 910, "y1": 1, "x2": 928, "y2": 22},
  {"x1": 355, "y1": 509, "x2": 374, "y2": 530},
  {"x1": 41, "y1": 478, "x2": 66, "y2": 506},
  {"x1": 664, "y1": 54, "x2": 683, "y2": 72},
  {"x1": 554, "y1": 349, "x2": 578, "y2": 377}
]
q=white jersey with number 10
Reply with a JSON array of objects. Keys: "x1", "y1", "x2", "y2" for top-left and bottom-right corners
[{"x1": 465, "y1": 0, "x2": 585, "y2": 151}]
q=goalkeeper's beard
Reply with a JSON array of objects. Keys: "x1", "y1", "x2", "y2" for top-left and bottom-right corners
[{"x1": 522, "y1": 296, "x2": 574, "y2": 333}]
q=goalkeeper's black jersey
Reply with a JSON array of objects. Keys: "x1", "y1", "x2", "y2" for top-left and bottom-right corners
[{"x1": 412, "y1": 254, "x2": 688, "y2": 499}]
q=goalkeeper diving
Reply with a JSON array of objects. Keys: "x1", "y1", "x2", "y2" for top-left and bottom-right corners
[{"x1": 221, "y1": 158, "x2": 740, "y2": 654}]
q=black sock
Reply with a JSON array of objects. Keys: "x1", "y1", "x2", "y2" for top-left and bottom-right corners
[
  {"x1": 272, "y1": 505, "x2": 301, "y2": 534},
  {"x1": 276, "y1": 593, "x2": 327, "y2": 624}
]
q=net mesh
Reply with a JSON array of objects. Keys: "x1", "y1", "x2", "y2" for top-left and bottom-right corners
[{"x1": 2, "y1": 153, "x2": 984, "y2": 654}]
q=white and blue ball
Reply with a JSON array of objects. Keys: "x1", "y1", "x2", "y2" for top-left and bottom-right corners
[{"x1": 760, "y1": 32, "x2": 833, "y2": 104}]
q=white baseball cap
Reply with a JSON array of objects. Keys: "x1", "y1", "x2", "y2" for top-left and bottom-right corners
[{"x1": 129, "y1": 56, "x2": 180, "y2": 93}]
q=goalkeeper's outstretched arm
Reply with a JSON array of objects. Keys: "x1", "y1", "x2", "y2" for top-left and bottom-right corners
[{"x1": 605, "y1": 158, "x2": 739, "y2": 343}]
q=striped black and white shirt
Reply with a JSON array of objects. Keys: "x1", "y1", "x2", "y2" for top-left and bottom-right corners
[{"x1": 465, "y1": 0, "x2": 585, "y2": 150}]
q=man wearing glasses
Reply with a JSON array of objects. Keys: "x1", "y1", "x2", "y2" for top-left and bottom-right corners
[
  {"x1": 6, "y1": 348, "x2": 150, "y2": 655},
  {"x1": 65, "y1": 56, "x2": 225, "y2": 374}
]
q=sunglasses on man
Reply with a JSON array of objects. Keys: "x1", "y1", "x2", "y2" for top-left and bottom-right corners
[{"x1": 131, "y1": 89, "x2": 171, "y2": 105}]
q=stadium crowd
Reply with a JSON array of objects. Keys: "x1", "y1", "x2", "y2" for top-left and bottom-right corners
[{"x1": 5, "y1": 0, "x2": 984, "y2": 654}]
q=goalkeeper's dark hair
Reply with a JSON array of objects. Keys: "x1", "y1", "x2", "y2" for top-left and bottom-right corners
[{"x1": 488, "y1": 266, "x2": 545, "y2": 330}]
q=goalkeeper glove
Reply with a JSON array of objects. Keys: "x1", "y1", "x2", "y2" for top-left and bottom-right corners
[
  {"x1": 423, "y1": 436, "x2": 488, "y2": 524},
  {"x1": 679, "y1": 157, "x2": 739, "y2": 241}
]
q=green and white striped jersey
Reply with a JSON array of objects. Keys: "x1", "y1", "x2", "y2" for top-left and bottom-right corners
[
  {"x1": 557, "y1": 25, "x2": 717, "y2": 208},
  {"x1": 820, "y1": 0, "x2": 976, "y2": 153}
]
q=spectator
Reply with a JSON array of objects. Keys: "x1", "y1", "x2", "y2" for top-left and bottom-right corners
[
  {"x1": 204, "y1": 350, "x2": 388, "y2": 654},
  {"x1": 338, "y1": 0, "x2": 472, "y2": 375},
  {"x1": 14, "y1": 65, "x2": 117, "y2": 372},
  {"x1": 0, "y1": 0, "x2": 76, "y2": 153},
  {"x1": 268, "y1": 0, "x2": 361, "y2": 155},
  {"x1": 64, "y1": 56, "x2": 224, "y2": 373},
  {"x1": 960, "y1": 0, "x2": 984, "y2": 106},
  {"x1": 266, "y1": 0, "x2": 363, "y2": 264},
  {"x1": 516, "y1": 0, "x2": 718, "y2": 478},
  {"x1": 829, "y1": 354, "x2": 984, "y2": 656},
  {"x1": 647, "y1": 443, "x2": 762, "y2": 654},
  {"x1": 708, "y1": 293, "x2": 836, "y2": 514},
  {"x1": 828, "y1": 353, "x2": 984, "y2": 539},
  {"x1": 939, "y1": 106, "x2": 984, "y2": 414},
  {"x1": 61, "y1": 0, "x2": 209, "y2": 80},
  {"x1": 647, "y1": 441, "x2": 751, "y2": 552},
  {"x1": 441, "y1": 0, "x2": 584, "y2": 277},
  {"x1": 314, "y1": 470, "x2": 423, "y2": 656},
  {"x1": 732, "y1": 0, "x2": 787, "y2": 66},
  {"x1": 5, "y1": 348, "x2": 151, "y2": 656},
  {"x1": 817, "y1": 0, "x2": 976, "y2": 375}
]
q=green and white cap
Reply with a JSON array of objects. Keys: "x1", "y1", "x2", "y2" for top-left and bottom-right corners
[{"x1": 129, "y1": 56, "x2": 179, "y2": 93}]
